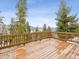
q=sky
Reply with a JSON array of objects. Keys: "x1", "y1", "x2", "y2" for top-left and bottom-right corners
[{"x1": 0, "y1": 0, "x2": 79, "y2": 28}]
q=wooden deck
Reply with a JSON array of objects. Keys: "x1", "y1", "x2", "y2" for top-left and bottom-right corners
[{"x1": 0, "y1": 38, "x2": 79, "y2": 59}]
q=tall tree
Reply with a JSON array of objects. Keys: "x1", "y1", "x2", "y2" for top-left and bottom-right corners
[
  {"x1": 43, "y1": 24, "x2": 47, "y2": 31},
  {"x1": 46, "y1": 26, "x2": 52, "y2": 32},
  {"x1": 35, "y1": 26, "x2": 39, "y2": 32},
  {"x1": 56, "y1": 0, "x2": 78, "y2": 32},
  {"x1": 67, "y1": 16, "x2": 79, "y2": 32},
  {"x1": 17, "y1": 0, "x2": 26, "y2": 23},
  {"x1": 26, "y1": 21, "x2": 31, "y2": 32},
  {"x1": 0, "y1": 16, "x2": 4, "y2": 23},
  {"x1": 10, "y1": 18, "x2": 15, "y2": 34},
  {"x1": 0, "y1": 16, "x2": 8, "y2": 35},
  {"x1": 16, "y1": 0, "x2": 27, "y2": 33}
]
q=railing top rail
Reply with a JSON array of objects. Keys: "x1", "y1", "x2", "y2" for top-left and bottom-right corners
[
  {"x1": 56, "y1": 32, "x2": 79, "y2": 34},
  {"x1": 0, "y1": 32, "x2": 79, "y2": 37}
]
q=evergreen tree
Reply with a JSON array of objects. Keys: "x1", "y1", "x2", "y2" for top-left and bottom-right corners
[
  {"x1": 26, "y1": 21, "x2": 31, "y2": 32},
  {"x1": 56, "y1": 0, "x2": 78, "y2": 32},
  {"x1": 67, "y1": 16, "x2": 79, "y2": 32},
  {"x1": 16, "y1": 0, "x2": 27, "y2": 34},
  {"x1": 17, "y1": 0, "x2": 27, "y2": 23},
  {"x1": 2, "y1": 24, "x2": 8, "y2": 34},
  {"x1": 0, "y1": 12, "x2": 9, "y2": 34},
  {"x1": 35, "y1": 26, "x2": 39, "y2": 32},
  {"x1": 43, "y1": 24, "x2": 47, "y2": 31},
  {"x1": 46, "y1": 26, "x2": 51, "y2": 32},
  {"x1": 0, "y1": 16, "x2": 4, "y2": 23},
  {"x1": 10, "y1": 18, "x2": 15, "y2": 34},
  {"x1": 0, "y1": 16, "x2": 8, "y2": 35}
]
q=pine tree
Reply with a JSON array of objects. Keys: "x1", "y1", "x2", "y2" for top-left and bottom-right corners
[
  {"x1": 0, "y1": 16, "x2": 4, "y2": 23},
  {"x1": 0, "y1": 16, "x2": 7, "y2": 35},
  {"x1": 56, "y1": 0, "x2": 78, "y2": 32},
  {"x1": 46, "y1": 26, "x2": 51, "y2": 32},
  {"x1": 35, "y1": 26, "x2": 39, "y2": 32},
  {"x1": 0, "y1": 16, "x2": 9, "y2": 35},
  {"x1": 43, "y1": 24, "x2": 47, "y2": 31},
  {"x1": 17, "y1": 0, "x2": 26, "y2": 23},
  {"x1": 16, "y1": 0, "x2": 27, "y2": 34},
  {"x1": 67, "y1": 16, "x2": 79, "y2": 32},
  {"x1": 2, "y1": 24, "x2": 8, "y2": 34},
  {"x1": 10, "y1": 18, "x2": 15, "y2": 34},
  {"x1": 26, "y1": 21, "x2": 31, "y2": 32}
]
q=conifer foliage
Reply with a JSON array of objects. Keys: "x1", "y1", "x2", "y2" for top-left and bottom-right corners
[
  {"x1": 56, "y1": 0, "x2": 79, "y2": 32},
  {"x1": 10, "y1": 0, "x2": 31, "y2": 34}
]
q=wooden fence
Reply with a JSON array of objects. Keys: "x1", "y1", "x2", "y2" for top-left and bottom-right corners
[{"x1": 0, "y1": 31, "x2": 79, "y2": 49}]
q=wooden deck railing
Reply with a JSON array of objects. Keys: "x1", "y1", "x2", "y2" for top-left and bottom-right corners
[
  {"x1": 0, "y1": 31, "x2": 79, "y2": 49},
  {"x1": 0, "y1": 31, "x2": 52, "y2": 49}
]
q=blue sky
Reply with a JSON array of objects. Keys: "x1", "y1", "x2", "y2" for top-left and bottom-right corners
[{"x1": 0, "y1": 0, "x2": 79, "y2": 27}]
